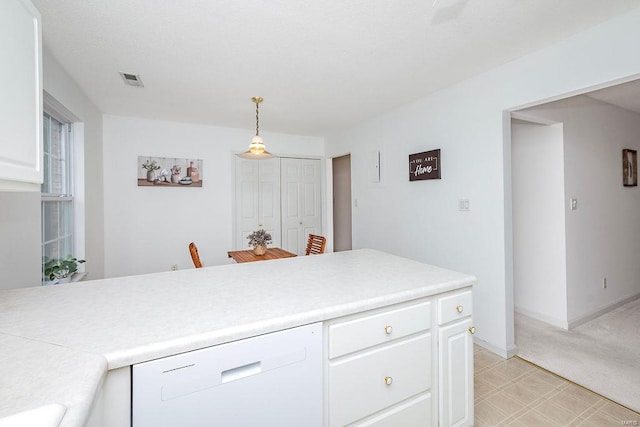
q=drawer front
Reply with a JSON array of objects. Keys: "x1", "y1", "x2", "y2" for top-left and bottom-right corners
[
  {"x1": 329, "y1": 333, "x2": 431, "y2": 426},
  {"x1": 437, "y1": 289, "x2": 472, "y2": 325},
  {"x1": 329, "y1": 300, "x2": 431, "y2": 359},
  {"x1": 353, "y1": 393, "x2": 432, "y2": 427}
]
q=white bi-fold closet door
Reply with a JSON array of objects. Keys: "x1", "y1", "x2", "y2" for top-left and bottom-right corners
[{"x1": 235, "y1": 157, "x2": 322, "y2": 255}]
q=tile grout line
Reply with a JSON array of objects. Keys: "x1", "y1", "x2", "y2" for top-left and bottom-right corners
[{"x1": 514, "y1": 355, "x2": 640, "y2": 416}]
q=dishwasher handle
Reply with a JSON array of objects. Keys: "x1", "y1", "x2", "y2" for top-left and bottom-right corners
[{"x1": 221, "y1": 361, "x2": 262, "y2": 383}]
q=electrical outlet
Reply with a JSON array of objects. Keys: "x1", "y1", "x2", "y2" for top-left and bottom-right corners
[
  {"x1": 602, "y1": 278, "x2": 607, "y2": 289},
  {"x1": 458, "y1": 199, "x2": 470, "y2": 211},
  {"x1": 171, "y1": 264, "x2": 178, "y2": 271}
]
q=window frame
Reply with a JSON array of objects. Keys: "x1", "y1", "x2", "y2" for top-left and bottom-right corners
[{"x1": 41, "y1": 92, "x2": 85, "y2": 283}]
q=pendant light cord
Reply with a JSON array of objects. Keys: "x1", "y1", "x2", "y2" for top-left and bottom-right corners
[{"x1": 255, "y1": 100, "x2": 260, "y2": 136}]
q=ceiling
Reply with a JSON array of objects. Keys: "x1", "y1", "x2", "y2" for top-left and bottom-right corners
[
  {"x1": 587, "y1": 80, "x2": 640, "y2": 115},
  {"x1": 33, "y1": 0, "x2": 640, "y2": 136}
]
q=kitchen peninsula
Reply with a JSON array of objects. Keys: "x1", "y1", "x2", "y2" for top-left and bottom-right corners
[{"x1": 0, "y1": 249, "x2": 475, "y2": 426}]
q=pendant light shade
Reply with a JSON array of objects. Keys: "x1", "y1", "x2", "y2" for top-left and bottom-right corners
[{"x1": 237, "y1": 96, "x2": 275, "y2": 159}]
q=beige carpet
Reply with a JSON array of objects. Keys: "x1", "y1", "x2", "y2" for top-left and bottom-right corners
[{"x1": 515, "y1": 297, "x2": 640, "y2": 413}]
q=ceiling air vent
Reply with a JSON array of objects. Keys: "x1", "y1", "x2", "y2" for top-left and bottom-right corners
[{"x1": 119, "y1": 72, "x2": 144, "y2": 88}]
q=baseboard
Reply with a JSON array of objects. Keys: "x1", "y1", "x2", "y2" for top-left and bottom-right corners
[
  {"x1": 473, "y1": 337, "x2": 517, "y2": 359},
  {"x1": 567, "y1": 293, "x2": 640, "y2": 329},
  {"x1": 514, "y1": 305, "x2": 569, "y2": 330}
]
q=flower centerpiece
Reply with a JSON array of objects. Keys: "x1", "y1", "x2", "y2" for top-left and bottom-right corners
[
  {"x1": 141, "y1": 159, "x2": 161, "y2": 182},
  {"x1": 247, "y1": 228, "x2": 272, "y2": 256}
]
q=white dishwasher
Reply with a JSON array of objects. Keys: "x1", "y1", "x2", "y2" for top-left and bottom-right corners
[{"x1": 132, "y1": 323, "x2": 323, "y2": 427}]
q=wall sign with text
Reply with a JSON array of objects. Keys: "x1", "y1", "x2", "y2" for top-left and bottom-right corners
[{"x1": 409, "y1": 149, "x2": 441, "y2": 181}]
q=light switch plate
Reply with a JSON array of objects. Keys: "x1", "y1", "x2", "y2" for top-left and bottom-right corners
[
  {"x1": 369, "y1": 150, "x2": 380, "y2": 183},
  {"x1": 570, "y1": 198, "x2": 577, "y2": 211}
]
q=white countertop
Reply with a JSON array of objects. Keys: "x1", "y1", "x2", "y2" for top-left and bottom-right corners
[{"x1": 0, "y1": 249, "x2": 475, "y2": 426}]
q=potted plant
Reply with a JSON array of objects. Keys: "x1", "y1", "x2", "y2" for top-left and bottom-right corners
[
  {"x1": 141, "y1": 159, "x2": 161, "y2": 182},
  {"x1": 43, "y1": 255, "x2": 85, "y2": 284},
  {"x1": 247, "y1": 229, "x2": 272, "y2": 256}
]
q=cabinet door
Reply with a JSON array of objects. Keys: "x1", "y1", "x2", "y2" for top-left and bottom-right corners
[
  {"x1": 0, "y1": 0, "x2": 43, "y2": 187},
  {"x1": 438, "y1": 318, "x2": 474, "y2": 427}
]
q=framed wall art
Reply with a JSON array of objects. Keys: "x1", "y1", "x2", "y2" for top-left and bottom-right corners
[
  {"x1": 409, "y1": 149, "x2": 441, "y2": 181},
  {"x1": 622, "y1": 149, "x2": 637, "y2": 187},
  {"x1": 138, "y1": 156, "x2": 203, "y2": 187}
]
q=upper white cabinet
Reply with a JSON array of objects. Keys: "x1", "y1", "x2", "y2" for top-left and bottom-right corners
[{"x1": 0, "y1": 0, "x2": 43, "y2": 189}]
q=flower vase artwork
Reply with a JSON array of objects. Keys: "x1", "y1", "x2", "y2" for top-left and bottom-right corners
[
  {"x1": 247, "y1": 229, "x2": 272, "y2": 256},
  {"x1": 187, "y1": 161, "x2": 200, "y2": 182},
  {"x1": 141, "y1": 159, "x2": 160, "y2": 182},
  {"x1": 170, "y1": 165, "x2": 182, "y2": 183},
  {"x1": 138, "y1": 156, "x2": 204, "y2": 187}
]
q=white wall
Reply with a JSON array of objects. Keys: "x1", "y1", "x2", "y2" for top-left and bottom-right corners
[
  {"x1": 324, "y1": 8, "x2": 640, "y2": 356},
  {"x1": 102, "y1": 115, "x2": 324, "y2": 278},
  {"x1": 512, "y1": 121, "x2": 567, "y2": 327},
  {"x1": 43, "y1": 49, "x2": 105, "y2": 280},
  {"x1": 0, "y1": 192, "x2": 41, "y2": 289},
  {"x1": 0, "y1": 49, "x2": 104, "y2": 289},
  {"x1": 519, "y1": 96, "x2": 640, "y2": 326}
]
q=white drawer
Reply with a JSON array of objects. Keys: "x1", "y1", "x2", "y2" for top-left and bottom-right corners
[
  {"x1": 329, "y1": 300, "x2": 431, "y2": 359},
  {"x1": 353, "y1": 393, "x2": 432, "y2": 427},
  {"x1": 329, "y1": 333, "x2": 431, "y2": 426},
  {"x1": 437, "y1": 289, "x2": 472, "y2": 325}
]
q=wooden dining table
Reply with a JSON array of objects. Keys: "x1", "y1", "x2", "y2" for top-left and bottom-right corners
[{"x1": 227, "y1": 247, "x2": 297, "y2": 263}]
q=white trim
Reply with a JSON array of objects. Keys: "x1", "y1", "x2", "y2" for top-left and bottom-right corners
[
  {"x1": 567, "y1": 293, "x2": 640, "y2": 329},
  {"x1": 44, "y1": 90, "x2": 80, "y2": 122},
  {"x1": 514, "y1": 305, "x2": 569, "y2": 330},
  {"x1": 473, "y1": 337, "x2": 517, "y2": 359},
  {"x1": 510, "y1": 111, "x2": 560, "y2": 126}
]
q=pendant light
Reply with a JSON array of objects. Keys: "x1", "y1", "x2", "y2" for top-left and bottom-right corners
[{"x1": 237, "y1": 96, "x2": 275, "y2": 159}]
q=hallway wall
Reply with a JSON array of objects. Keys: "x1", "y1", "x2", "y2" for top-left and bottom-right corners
[
  {"x1": 512, "y1": 121, "x2": 568, "y2": 327},
  {"x1": 519, "y1": 96, "x2": 640, "y2": 326}
]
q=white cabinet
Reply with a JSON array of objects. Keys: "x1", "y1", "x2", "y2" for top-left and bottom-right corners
[
  {"x1": 326, "y1": 288, "x2": 474, "y2": 427},
  {"x1": 327, "y1": 300, "x2": 434, "y2": 426},
  {"x1": 437, "y1": 289, "x2": 474, "y2": 427},
  {"x1": 0, "y1": 0, "x2": 43, "y2": 189}
]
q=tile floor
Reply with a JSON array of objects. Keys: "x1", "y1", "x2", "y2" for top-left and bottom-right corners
[{"x1": 474, "y1": 345, "x2": 640, "y2": 426}]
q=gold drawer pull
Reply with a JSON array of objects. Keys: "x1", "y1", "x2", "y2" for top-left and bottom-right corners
[
  {"x1": 384, "y1": 376, "x2": 393, "y2": 385},
  {"x1": 384, "y1": 325, "x2": 393, "y2": 335},
  {"x1": 456, "y1": 305, "x2": 463, "y2": 313},
  {"x1": 468, "y1": 326, "x2": 476, "y2": 334}
]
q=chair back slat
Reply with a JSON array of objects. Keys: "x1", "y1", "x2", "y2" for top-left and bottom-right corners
[{"x1": 305, "y1": 234, "x2": 326, "y2": 255}]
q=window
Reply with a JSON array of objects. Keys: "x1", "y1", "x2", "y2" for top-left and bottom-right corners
[{"x1": 41, "y1": 112, "x2": 74, "y2": 279}]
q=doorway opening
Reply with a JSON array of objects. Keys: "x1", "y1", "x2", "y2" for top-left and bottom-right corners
[
  {"x1": 508, "y1": 78, "x2": 640, "y2": 412},
  {"x1": 332, "y1": 154, "x2": 352, "y2": 252}
]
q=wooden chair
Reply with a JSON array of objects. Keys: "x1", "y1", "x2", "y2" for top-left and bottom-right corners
[
  {"x1": 189, "y1": 242, "x2": 203, "y2": 268},
  {"x1": 305, "y1": 234, "x2": 326, "y2": 255}
]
